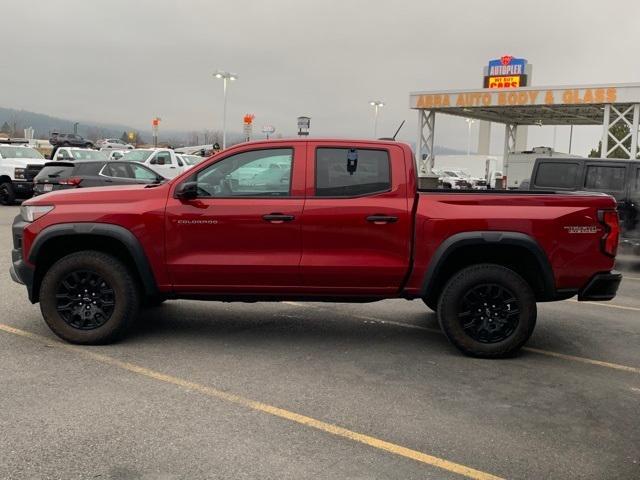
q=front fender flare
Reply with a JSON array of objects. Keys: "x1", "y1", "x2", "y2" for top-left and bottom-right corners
[{"x1": 29, "y1": 222, "x2": 159, "y2": 297}]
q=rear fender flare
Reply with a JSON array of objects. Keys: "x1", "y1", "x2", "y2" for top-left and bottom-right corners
[{"x1": 420, "y1": 231, "x2": 556, "y2": 300}]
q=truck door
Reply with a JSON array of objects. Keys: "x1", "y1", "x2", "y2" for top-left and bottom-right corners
[
  {"x1": 300, "y1": 144, "x2": 412, "y2": 295},
  {"x1": 149, "y1": 150, "x2": 178, "y2": 178},
  {"x1": 165, "y1": 145, "x2": 306, "y2": 292}
]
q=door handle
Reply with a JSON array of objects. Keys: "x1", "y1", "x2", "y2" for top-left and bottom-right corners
[
  {"x1": 366, "y1": 215, "x2": 398, "y2": 224},
  {"x1": 263, "y1": 213, "x2": 295, "y2": 223}
]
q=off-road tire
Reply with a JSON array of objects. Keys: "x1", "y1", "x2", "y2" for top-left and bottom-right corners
[
  {"x1": 39, "y1": 251, "x2": 140, "y2": 344},
  {"x1": 0, "y1": 182, "x2": 16, "y2": 205},
  {"x1": 437, "y1": 263, "x2": 536, "y2": 358}
]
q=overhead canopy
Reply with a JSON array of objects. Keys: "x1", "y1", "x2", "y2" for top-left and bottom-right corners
[{"x1": 409, "y1": 83, "x2": 640, "y2": 126}]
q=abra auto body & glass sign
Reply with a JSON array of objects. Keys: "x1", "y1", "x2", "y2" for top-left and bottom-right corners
[{"x1": 411, "y1": 86, "x2": 621, "y2": 109}]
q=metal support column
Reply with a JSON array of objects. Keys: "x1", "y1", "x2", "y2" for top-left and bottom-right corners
[
  {"x1": 631, "y1": 103, "x2": 639, "y2": 160},
  {"x1": 601, "y1": 104, "x2": 610, "y2": 158},
  {"x1": 416, "y1": 109, "x2": 435, "y2": 176},
  {"x1": 604, "y1": 105, "x2": 635, "y2": 158},
  {"x1": 503, "y1": 123, "x2": 517, "y2": 163}
]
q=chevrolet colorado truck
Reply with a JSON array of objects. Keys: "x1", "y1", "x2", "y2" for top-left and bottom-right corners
[{"x1": 10, "y1": 139, "x2": 622, "y2": 357}]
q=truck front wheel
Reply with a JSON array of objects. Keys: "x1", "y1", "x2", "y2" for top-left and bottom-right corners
[
  {"x1": 437, "y1": 264, "x2": 536, "y2": 358},
  {"x1": 39, "y1": 251, "x2": 140, "y2": 344},
  {"x1": 0, "y1": 182, "x2": 16, "y2": 205}
]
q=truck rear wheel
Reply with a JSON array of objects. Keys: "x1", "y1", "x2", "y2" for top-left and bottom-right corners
[
  {"x1": 0, "y1": 182, "x2": 15, "y2": 205},
  {"x1": 437, "y1": 264, "x2": 536, "y2": 358},
  {"x1": 39, "y1": 251, "x2": 140, "y2": 344}
]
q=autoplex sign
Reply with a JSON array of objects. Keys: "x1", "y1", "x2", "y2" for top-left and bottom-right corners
[
  {"x1": 483, "y1": 55, "x2": 528, "y2": 89},
  {"x1": 411, "y1": 86, "x2": 620, "y2": 109}
]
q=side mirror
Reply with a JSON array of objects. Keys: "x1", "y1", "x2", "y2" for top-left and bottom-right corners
[
  {"x1": 175, "y1": 181, "x2": 198, "y2": 200},
  {"x1": 156, "y1": 175, "x2": 165, "y2": 183}
]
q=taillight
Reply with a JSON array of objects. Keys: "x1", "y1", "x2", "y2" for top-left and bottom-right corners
[
  {"x1": 599, "y1": 210, "x2": 619, "y2": 257},
  {"x1": 58, "y1": 177, "x2": 82, "y2": 186}
]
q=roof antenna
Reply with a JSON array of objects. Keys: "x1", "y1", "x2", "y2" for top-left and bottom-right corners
[{"x1": 378, "y1": 120, "x2": 405, "y2": 141}]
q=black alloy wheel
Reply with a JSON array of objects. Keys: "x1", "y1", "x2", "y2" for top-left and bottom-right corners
[
  {"x1": 39, "y1": 251, "x2": 139, "y2": 344},
  {"x1": 55, "y1": 270, "x2": 115, "y2": 330},
  {"x1": 457, "y1": 283, "x2": 519, "y2": 343},
  {"x1": 437, "y1": 264, "x2": 537, "y2": 358}
]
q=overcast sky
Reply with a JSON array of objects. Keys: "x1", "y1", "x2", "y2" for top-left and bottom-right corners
[{"x1": 1, "y1": 0, "x2": 638, "y2": 154}]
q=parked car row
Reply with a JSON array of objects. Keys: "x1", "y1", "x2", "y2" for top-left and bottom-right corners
[
  {"x1": 32, "y1": 160, "x2": 165, "y2": 196},
  {"x1": 434, "y1": 169, "x2": 487, "y2": 189}
]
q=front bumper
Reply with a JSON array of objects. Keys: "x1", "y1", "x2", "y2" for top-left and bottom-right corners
[
  {"x1": 12, "y1": 180, "x2": 34, "y2": 198},
  {"x1": 578, "y1": 271, "x2": 622, "y2": 301},
  {"x1": 10, "y1": 215, "x2": 36, "y2": 303}
]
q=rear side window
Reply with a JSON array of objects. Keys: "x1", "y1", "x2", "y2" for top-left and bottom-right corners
[
  {"x1": 103, "y1": 163, "x2": 134, "y2": 178},
  {"x1": 533, "y1": 162, "x2": 579, "y2": 189},
  {"x1": 74, "y1": 162, "x2": 103, "y2": 175},
  {"x1": 584, "y1": 165, "x2": 626, "y2": 191},
  {"x1": 315, "y1": 148, "x2": 391, "y2": 197}
]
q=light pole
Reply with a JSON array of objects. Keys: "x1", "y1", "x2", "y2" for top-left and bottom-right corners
[
  {"x1": 214, "y1": 70, "x2": 238, "y2": 149},
  {"x1": 369, "y1": 101, "x2": 384, "y2": 138},
  {"x1": 465, "y1": 118, "x2": 476, "y2": 159}
]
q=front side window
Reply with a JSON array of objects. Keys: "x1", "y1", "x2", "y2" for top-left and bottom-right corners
[
  {"x1": 152, "y1": 151, "x2": 171, "y2": 165},
  {"x1": 315, "y1": 148, "x2": 390, "y2": 197},
  {"x1": 584, "y1": 165, "x2": 626, "y2": 191},
  {"x1": 131, "y1": 163, "x2": 159, "y2": 180},
  {"x1": 195, "y1": 148, "x2": 293, "y2": 197},
  {"x1": 533, "y1": 162, "x2": 579, "y2": 189},
  {"x1": 57, "y1": 149, "x2": 72, "y2": 160}
]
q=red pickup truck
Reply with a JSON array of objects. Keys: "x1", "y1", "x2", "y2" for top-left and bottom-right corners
[{"x1": 10, "y1": 139, "x2": 621, "y2": 357}]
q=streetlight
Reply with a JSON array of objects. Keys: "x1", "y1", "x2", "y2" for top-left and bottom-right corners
[
  {"x1": 465, "y1": 118, "x2": 476, "y2": 158},
  {"x1": 369, "y1": 101, "x2": 384, "y2": 138},
  {"x1": 214, "y1": 70, "x2": 238, "y2": 149}
]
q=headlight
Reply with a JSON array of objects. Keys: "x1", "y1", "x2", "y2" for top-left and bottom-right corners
[
  {"x1": 20, "y1": 205, "x2": 54, "y2": 222},
  {"x1": 14, "y1": 168, "x2": 25, "y2": 180}
]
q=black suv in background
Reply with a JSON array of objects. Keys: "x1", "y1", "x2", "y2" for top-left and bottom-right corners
[
  {"x1": 526, "y1": 157, "x2": 640, "y2": 254},
  {"x1": 32, "y1": 160, "x2": 165, "y2": 196},
  {"x1": 49, "y1": 132, "x2": 94, "y2": 148}
]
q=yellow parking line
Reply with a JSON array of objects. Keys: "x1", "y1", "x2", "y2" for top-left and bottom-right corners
[
  {"x1": 0, "y1": 322, "x2": 503, "y2": 480},
  {"x1": 566, "y1": 299, "x2": 640, "y2": 312},
  {"x1": 283, "y1": 302, "x2": 640, "y2": 375}
]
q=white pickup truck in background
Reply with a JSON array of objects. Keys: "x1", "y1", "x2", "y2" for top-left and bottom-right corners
[
  {"x1": 0, "y1": 141, "x2": 49, "y2": 205},
  {"x1": 121, "y1": 148, "x2": 187, "y2": 178}
]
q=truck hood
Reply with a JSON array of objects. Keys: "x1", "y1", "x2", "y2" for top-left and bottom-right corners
[
  {"x1": 3, "y1": 157, "x2": 48, "y2": 167},
  {"x1": 24, "y1": 183, "x2": 169, "y2": 206}
]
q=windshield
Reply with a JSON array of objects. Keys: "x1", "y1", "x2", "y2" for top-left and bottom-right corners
[
  {"x1": 0, "y1": 146, "x2": 44, "y2": 159},
  {"x1": 122, "y1": 150, "x2": 154, "y2": 162},
  {"x1": 70, "y1": 150, "x2": 107, "y2": 160}
]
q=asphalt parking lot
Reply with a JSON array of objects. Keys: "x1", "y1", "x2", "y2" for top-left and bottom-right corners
[{"x1": 1, "y1": 205, "x2": 639, "y2": 480}]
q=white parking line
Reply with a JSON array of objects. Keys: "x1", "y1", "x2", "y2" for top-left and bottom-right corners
[
  {"x1": 282, "y1": 302, "x2": 640, "y2": 375},
  {"x1": 566, "y1": 299, "x2": 640, "y2": 312}
]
